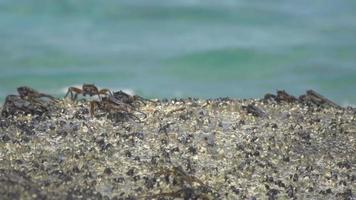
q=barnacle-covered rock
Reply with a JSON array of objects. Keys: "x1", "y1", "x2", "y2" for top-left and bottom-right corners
[{"x1": 0, "y1": 90, "x2": 354, "y2": 199}]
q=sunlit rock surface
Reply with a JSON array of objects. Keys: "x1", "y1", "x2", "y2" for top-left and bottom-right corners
[{"x1": 0, "y1": 95, "x2": 355, "y2": 199}]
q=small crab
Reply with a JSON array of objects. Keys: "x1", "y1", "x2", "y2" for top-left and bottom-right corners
[
  {"x1": 2, "y1": 95, "x2": 47, "y2": 116},
  {"x1": 113, "y1": 90, "x2": 153, "y2": 106},
  {"x1": 90, "y1": 96, "x2": 146, "y2": 121},
  {"x1": 65, "y1": 84, "x2": 112, "y2": 101},
  {"x1": 17, "y1": 86, "x2": 57, "y2": 102},
  {"x1": 2, "y1": 87, "x2": 57, "y2": 117}
]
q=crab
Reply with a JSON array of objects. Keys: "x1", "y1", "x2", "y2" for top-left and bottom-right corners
[
  {"x1": 113, "y1": 90, "x2": 153, "y2": 106},
  {"x1": 64, "y1": 84, "x2": 148, "y2": 121},
  {"x1": 17, "y1": 86, "x2": 57, "y2": 102},
  {"x1": 2, "y1": 86, "x2": 57, "y2": 117},
  {"x1": 2, "y1": 95, "x2": 47, "y2": 116},
  {"x1": 89, "y1": 96, "x2": 146, "y2": 121},
  {"x1": 65, "y1": 84, "x2": 112, "y2": 101}
]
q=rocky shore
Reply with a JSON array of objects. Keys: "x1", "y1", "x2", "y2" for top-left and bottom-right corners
[{"x1": 0, "y1": 88, "x2": 355, "y2": 200}]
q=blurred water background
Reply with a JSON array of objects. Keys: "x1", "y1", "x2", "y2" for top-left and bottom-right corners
[{"x1": 0, "y1": 0, "x2": 355, "y2": 105}]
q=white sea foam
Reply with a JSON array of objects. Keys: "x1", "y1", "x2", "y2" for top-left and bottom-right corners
[
  {"x1": 111, "y1": 88, "x2": 135, "y2": 95},
  {"x1": 173, "y1": 90, "x2": 183, "y2": 98},
  {"x1": 341, "y1": 101, "x2": 356, "y2": 108}
]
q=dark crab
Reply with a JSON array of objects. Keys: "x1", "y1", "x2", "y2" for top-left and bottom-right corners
[
  {"x1": 2, "y1": 95, "x2": 46, "y2": 116},
  {"x1": 90, "y1": 96, "x2": 146, "y2": 122},
  {"x1": 113, "y1": 90, "x2": 153, "y2": 106},
  {"x1": 2, "y1": 86, "x2": 57, "y2": 117},
  {"x1": 17, "y1": 86, "x2": 57, "y2": 102},
  {"x1": 65, "y1": 84, "x2": 112, "y2": 101}
]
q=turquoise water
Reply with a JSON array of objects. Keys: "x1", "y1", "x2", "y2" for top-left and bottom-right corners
[{"x1": 1, "y1": 0, "x2": 356, "y2": 105}]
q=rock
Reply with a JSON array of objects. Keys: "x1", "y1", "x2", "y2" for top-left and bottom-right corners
[{"x1": 0, "y1": 89, "x2": 353, "y2": 199}]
